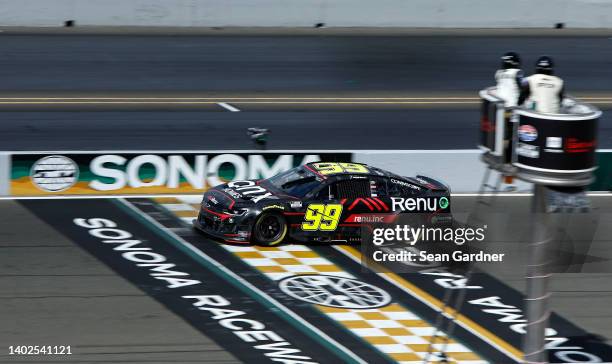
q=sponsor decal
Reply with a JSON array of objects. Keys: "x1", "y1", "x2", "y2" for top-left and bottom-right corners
[
  {"x1": 565, "y1": 138, "x2": 597, "y2": 154},
  {"x1": 517, "y1": 143, "x2": 540, "y2": 158},
  {"x1": 369, "y1": 180, "x2": 378, "y2": 197},
  {"x1": 546, "y1": 137, "x2": 563, "y2": 149},
  {"x1": 311, "y1": 162, "x2": 369, "y2": 175},
  {"x1": 30, "y1": 155, "x2": 79, "y2": 192},
  {"x1": 207, "y1": 196, "x2": 219, "y2": 205},
  {"x1": 12, "y1": 153, "x2": 350, "y2": 196},
  {"x1": 345, "y1": 214, "x2": 397, "y2": 224},
  {"x1": 390, "y1": 197, "x2": 449, "y2": 212},
  {"x1": 279, "y1": 274, "x2": 391, "y2": 309},
  {"x1": 439, "y1": 197, "x2": 449, "y2": 209},
  {"x1": 390, "y1": 178, "x2": 420, "y2": 190},
  {"x1": 263, "y1": 204, "x2": 285, "y2": 211},
  {"x1": 544, "y1": 137, "x2": 566, "y2": 154},
  {"x1": 289, "y1": 201, "x2": 302, "y2": 208},
  {"x1": 516, "y1": 113, "x2": 598, "y2": 172},
  {"x1": 302, "y1": 204, "x2": 343, "y2": 231},
  {"x1": 518, "y1": 124, "x2": 538, "y2": 142},
  {"x1": 227, "y1": 180, "x2": 275, "y2": 203},
  {"x1": 354, "y1": 215, "x2": 383, "y2": 223},
  {"x1": 223, "y1": 188, "x2": 242, "y2": 199},
  {"x1": 347, "y1": 198, "x2": 389, "y2": 212}
]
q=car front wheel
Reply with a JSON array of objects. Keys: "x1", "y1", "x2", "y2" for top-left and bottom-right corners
[{"x1": 252, "y1": 213, "x2": 287, "y2": 246}]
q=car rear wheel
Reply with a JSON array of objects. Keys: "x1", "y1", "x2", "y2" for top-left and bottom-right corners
[{"x1": 253, "y1": 213, "x2": 287, "y2": 246}]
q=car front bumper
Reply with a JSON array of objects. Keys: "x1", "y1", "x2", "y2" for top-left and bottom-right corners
[{"x1": 193, "y1": 209, "x2": 251, "y2": 244}]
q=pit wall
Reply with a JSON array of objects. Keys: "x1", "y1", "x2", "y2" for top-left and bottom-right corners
[
  {"x1": 0, "y1": 0, "x2": 611, "y2": 28},
  {"x1": 1, "y1": 150, "x2": 610, "y2": 196}
]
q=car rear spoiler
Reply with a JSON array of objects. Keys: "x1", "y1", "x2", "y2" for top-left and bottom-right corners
[{"x1": 411, "y1": 175, "x2": 449, "y2": 192}]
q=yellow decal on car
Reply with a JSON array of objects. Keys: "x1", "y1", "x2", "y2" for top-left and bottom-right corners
[
  {"x1": 312, "y1": 162, "x2": 369, "y2": 175},
  {"x1": 301, "y1": 204, "x2": 343, "y2": 231}
]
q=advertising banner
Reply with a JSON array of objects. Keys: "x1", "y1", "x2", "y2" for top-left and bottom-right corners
[
  {"x1": 10, "y1": 152, "x2": 352, "y2": 196},
  {"x1": 4, "y1": 150, "x2": 612, "y2": 196},
  {"x1": 514, "y1": 113, "x2": 598, "y2": 172}
]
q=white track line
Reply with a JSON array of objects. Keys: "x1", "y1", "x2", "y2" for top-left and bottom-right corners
[{"x1": 217, "y1": 102, "x2": 241, "y2": 112}]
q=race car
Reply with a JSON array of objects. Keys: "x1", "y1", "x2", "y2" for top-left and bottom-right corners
[{"x1": 193, "y1": 162, "x2": 451, "y2": 245}]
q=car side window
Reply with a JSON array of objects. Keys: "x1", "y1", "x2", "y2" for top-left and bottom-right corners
[{"x1": 315, "y1": 182, "x2": 338, "y2": 200}]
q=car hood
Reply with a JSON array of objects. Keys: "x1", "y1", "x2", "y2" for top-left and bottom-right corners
[{"x1": 205, "y1": 180, "x2": 284, "y2": 210}]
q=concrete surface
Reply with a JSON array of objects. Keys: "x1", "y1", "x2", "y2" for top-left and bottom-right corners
[
  {"x1": 2, "y1": 27, "x2": 612, "y2": 36},
  {"x1": 0, "y1": 0, "x2": 611, "y2": 28}
]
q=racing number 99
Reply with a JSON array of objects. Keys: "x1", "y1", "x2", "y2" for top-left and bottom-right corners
[
  {"x1": 313, "y1": 162, "x2": 368, "y2": 175},
  {"x1": 302, "y1": 204, "x2": 343, "y2": 231}
]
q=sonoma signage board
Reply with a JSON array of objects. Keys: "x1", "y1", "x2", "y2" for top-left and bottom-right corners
[{"x1": 9, "y1": 152, "x2": 351, "y2": 196}]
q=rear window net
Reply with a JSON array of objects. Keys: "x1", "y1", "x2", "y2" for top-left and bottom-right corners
[{"x1": 336, "y1": 179, "x2": 370, "y2": 199}]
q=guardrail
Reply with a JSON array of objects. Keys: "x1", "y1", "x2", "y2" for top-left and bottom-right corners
[{"x1": 0, "y1": 150, "x2": 610, "y2": 196}]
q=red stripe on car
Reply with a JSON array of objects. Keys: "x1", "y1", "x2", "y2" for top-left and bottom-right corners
[{"x1": 203, "y1": 208, "x2": 232, "y2": 221}]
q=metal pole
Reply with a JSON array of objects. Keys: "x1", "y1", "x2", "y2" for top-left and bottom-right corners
[{"x1": 523, "y1": 184, "x2": 551, "y2": 364}]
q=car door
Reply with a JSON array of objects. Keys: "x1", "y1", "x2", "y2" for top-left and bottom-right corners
[
  {"x1": 337, "y1": 175, "x2": 382, "y2": 220},
  {"x1": 297, "y1": 179, "x2": 346, "y2": 241},
  {"x1": 329, "y1": 176, "x2": 381, "y2": 239},
  {"x1": 297, "y1": 176, "x2": 371, "y2": 242}
]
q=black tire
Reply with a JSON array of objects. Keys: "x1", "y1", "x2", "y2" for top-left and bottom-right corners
[{"x1": 252, "y1": 212, "x2": 288, "y2": 246}]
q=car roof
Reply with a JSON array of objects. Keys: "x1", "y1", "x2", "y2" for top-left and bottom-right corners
[{"x1": 304, "y1": 162, "x2": 397, "y2": 178}]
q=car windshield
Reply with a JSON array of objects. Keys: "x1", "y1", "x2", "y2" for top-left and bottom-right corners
[{"x1": 265, "y1": 167, "x2": 319, "y2": 198}]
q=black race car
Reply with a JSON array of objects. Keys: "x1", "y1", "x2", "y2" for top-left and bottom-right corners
[{"x1": 193, "y1": 162, "x2": 451, "y2": 246}]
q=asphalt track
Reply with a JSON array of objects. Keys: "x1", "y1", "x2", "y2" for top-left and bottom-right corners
[
  {"x1": 4, "y1": 195, "x2": 612, "y2": 363},
  {"x1": 0, "y1": 110, "x2": 505, "y2": 150},
  {"x1": 2, "y1": 107, "x2": 612, "y2": 150},
  {"x1": 0, "y1": 33, "x2": 611, "y2": 150},
  {"x1": 0, "y1": 200, "x2": 239, "y2": 364},
  {"x1": 0, "y1": 34, "x2": 610, "y2": 93}
]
